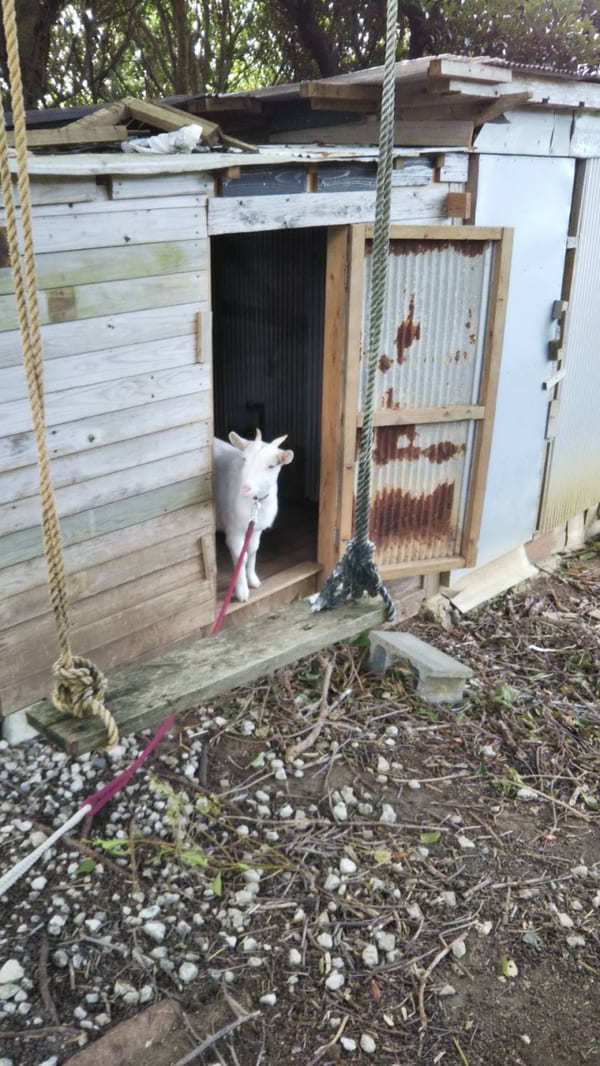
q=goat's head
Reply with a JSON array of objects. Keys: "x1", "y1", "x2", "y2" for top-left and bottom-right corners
[{"x1": 229, "y1": 428, "x2": 294, "y2": 500}]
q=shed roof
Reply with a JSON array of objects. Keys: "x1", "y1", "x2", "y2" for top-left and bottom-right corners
[{"x1": 8, "y1": 54, "x2": 600, "y2": 174}]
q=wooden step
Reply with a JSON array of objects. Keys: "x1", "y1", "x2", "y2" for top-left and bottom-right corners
[{"x1": 26, "y1": 596, "x2": 387, "y2": 755}]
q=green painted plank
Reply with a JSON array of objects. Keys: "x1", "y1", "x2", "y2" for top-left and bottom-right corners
[
  {"x1": 1, "y1": 202, "x2": 207, "y2": 254},
  {"x1": 26, "y1": 597, "x2": 386, "y2": 754},
  {"x1": 0, "y1": 303, "x2": 203, "y2": 368},
  {"x1": 0, "y1": 271, "x2": 207, "y2": 331},
  {"x1": 0, "y1": 240, "x2": 207, "y2": 296},
  {"x1": 1, "y1": 363, "x2": 210, "y2": 436},
  {"x1": 0, "y1": 395, "x2": 209, "y2": 474},
  {"x1": 0, "y1": 475, "x2": 209, "y2": 568}
]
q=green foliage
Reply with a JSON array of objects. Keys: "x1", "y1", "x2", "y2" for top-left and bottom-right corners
[
  {"x1": 9, "y1": 0, "x2": 600, "y2": 110},
  {"x1": 92, "y1": 836, "x2": 130, "y2": 856},
  {"x1": 75, "y1": 857, "x2": 96, "y2": 874}
]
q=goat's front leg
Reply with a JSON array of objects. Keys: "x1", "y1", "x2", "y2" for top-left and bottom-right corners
[
  {"x1": 246, "y1": 530, "x2": 262, "y2": 589},
  {"x1": 226, "y1": 531, "x2": 249, "y2": 602}
]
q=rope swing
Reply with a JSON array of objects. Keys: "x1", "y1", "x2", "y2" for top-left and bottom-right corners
[
  {"x1": 0, "y1": 0, "x2": 119, "y2": 748},
  {"x1": 312, "y1": 0, "x2": 398, "y2": 621}
]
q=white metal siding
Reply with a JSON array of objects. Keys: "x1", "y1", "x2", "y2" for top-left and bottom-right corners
[
  {"x1": 461, "y1": 153, "x2": 575, "y2": 569},
  {"x1": 540, "y1": 158, "x2": 600, "y2": 529}
]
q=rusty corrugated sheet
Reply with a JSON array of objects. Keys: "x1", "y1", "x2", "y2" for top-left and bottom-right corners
[
  {"x1": 361, "y1": 238, "x2": 494, "y2": 410},
  {"x1": 359, "y1": 238, "x2": 495, "y2": 563},
  {"x1": 540, "y1": 158, "x2": 600, "y2": 530},
  {"x1": 368, "y1": 421, "x2": 474, "y2": 564}
]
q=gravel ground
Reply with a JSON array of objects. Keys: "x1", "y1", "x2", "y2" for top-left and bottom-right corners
[{"x1": 0, "y1": 543, "x2": 599, "y2": 1066}]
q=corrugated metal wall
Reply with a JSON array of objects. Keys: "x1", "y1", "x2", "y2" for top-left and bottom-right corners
[
  {"x1": 540, "y1": 158, "x2": 600, "y2": 529},
  {"x1": 212, "y1": 228, "x2": 326, "y2": 503},
  {"x1": 360, "y1": 237, "x2": 494, "y2": 565}
]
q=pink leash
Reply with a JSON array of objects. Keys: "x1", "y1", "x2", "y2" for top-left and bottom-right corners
[{"x1": 81, "y1": 512, "x2": 257, "y2": 818}]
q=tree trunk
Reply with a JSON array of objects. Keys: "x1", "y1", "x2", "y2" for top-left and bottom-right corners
[
  {"x1": 276, "y1": 0, "x2": 340, "y2": 76},
  {"x1": 0, "y1": 0, "x2": 66, "y2": 109}
]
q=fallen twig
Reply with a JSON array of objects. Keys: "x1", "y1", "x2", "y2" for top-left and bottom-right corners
[
  {"x1": 285, "y1": 657, "x2": 335, "y2": 763},
  {"x1": 173, "y1": 1011, "x2": 261, "y2": 1066},
  {"x1": 32, "y1": 819, "x2": 128, "y2": 880},
  {"x1": 418, "y1": 932, "x2": 469, "y2": 1029},
  {"x1": 308, "y1": 1014, "x2": 349, "y2": 1065},
  {"x1": 37, "y1": 933, "x2": 59, "y2": 1026}
]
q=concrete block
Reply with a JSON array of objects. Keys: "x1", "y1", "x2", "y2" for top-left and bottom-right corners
[
  {"x1": 2, "y1": 707, "x2": 40, "y2": 746},
  {"x1": 368, "y1": 630, "x2": 473, "y2": 704}
]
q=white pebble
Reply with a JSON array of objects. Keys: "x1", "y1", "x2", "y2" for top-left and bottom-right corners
[
  {"x1": 557, "y1": 912, "x2": 574, "y2": 928},
  {"x1": 339, "y1": 857, "x2": 357, "y2": 875},
  {"x1": 377, "y1": 756, "x2": 390, "y2": 773},
  {"x1": 179, "y1": 962, "x2": 199, "y2": 983},
  {"x1": 288, "y1": 948, "x2": 302, "y2": 966},
  {"x1": 439, "y1": 891, "x2": 456, "y2": 907},
  {"x1": 236, "y1": 824, "x2": 250, "y2": 836},
  {"x1": 84, "y1": 918, "x2": 102, "y2": 934},
  {"x1": 341, "y1": 1036, "x2": 357, "y2": 1051},
  {"x1": 456, "y1": 835, "x2": 475, "y2": 849},
  {"x1": 139, "y1": 904, "x2": 160, "y2": 920},
  {"x1": 566, "y1": 934, "x2": 586, "y2": 948},
  {"x1": 332, "y1": 802, "x2": 348, "y2": 822},
  {"x1": 362, "y1": 944, "x2": 379, "y2": 968},
  {"x1": 279, "y1": 804, "x2": 294, "y2": 819},
  {"x1": 517, "y1": 787, "x2": 538, "y2": 801},
  {"x1": 0, "y1": 960, "x2": 24, "y2": 985},
  {"x1": 360, "y1": 1034, "x2": 376, "y2": 1053},
  {"x1": 242, "y1": 937, "x2": 258, "y2": 952},
  {"x1": 31, "y1": 876, "x2": 47, "y2": 891},
  {"x1": 325, "y1": 971, "x2": 344, "y2": 991},
  {"x1": 317, "y1": 932, "x2": 333, "y2": 950},
  {"x1": 375, "y1": 931, "x2": 396, "y2": 952},
  {"x1": 438, "y1": 983, "x2": 456, "y2": 997},
  {"x1": 324, "y1": 872, "x2": 341, "y2": 891},
  {"x1": 143, "y1": 921, "x2": 166, "y2": 942},
  {"x1": 379, "y1": 804, "x2": 397, "y2": 825},
  {"x1": 407, "y1": 779, "x2": 421, "y2": 790},
  {"x1": 259, "y1": 992, "x2": 277, "y2": 1006},
  {"x1": 452, "y1": 940, "x2": 466, "y2": 959}
]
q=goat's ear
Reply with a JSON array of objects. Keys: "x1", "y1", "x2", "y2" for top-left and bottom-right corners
[
  {"x1": 229, "y1": 431, "x2": 249, "y2": 451},
  {"x1": 278, "y1": 449, "x2": 294, "y2": 466},
  {"x1": 255, "y1": 427, "x2": 262, "y2": 442},
  {"x1": 272, "y1": 434, "x2": 287, "y2": 448}
]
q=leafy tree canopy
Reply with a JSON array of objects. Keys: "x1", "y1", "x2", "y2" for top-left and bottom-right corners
[{"x1": 2, "y1": 0, "x2": 599, "y2": 110}]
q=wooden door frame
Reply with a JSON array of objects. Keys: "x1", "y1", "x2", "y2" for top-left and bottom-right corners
[{"x1": 317, "y1": 223, "x2": 514, "y2": 582}]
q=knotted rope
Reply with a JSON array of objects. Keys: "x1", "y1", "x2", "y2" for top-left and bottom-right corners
[
  {"x1": 0, "y1": 0, "x2": 118, "y2": 748},
  {"x1": 313, "y1": 0, "x2": 398, "y2": 621}
]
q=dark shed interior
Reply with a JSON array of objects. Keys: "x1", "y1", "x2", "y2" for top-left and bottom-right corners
[{"x1": 211, "y1": 227, "x2": 327, "y2": 587}]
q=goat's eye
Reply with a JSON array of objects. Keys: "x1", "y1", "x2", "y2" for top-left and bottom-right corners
[{"x1": 268, "y1": 463, "x2": 276, "y2": 469}]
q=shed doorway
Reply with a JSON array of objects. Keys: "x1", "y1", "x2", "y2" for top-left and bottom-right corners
[{"x1": 211, "y1": 227, "x2": 327, "y2": 610}]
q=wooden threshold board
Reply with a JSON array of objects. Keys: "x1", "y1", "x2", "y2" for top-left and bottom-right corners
[{"x1": 26, "y1": 596, "x2": 386, "y2": 755}]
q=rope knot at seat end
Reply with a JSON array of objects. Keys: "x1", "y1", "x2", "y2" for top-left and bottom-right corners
[
  {"x1": 52, "y1": 655, "x2": 119, "y2": 750},
  {"x1": 311, "y1": 538, "x2": 396, "y2": 621}
]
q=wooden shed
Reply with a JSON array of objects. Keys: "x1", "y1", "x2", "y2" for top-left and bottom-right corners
[{"x1": 2, "y1": 55, "x2": 600, "y2": 743}]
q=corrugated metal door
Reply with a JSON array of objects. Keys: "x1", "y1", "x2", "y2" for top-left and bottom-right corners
[
  {"x1": 539, "y1": 159, "x2": 600, "y2": 530},
  {"x1": 321, "y1": 224, "x2": 512, "y2": 578}
]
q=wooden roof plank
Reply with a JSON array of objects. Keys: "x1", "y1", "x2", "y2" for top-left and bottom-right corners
[{"x1": 7, "y1": 125, "x2": 129, "y2": 148}]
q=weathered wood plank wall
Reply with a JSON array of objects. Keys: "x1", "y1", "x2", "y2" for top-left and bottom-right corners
[{"x1": 0, "y1": 174, "x2": 214, "y2": 716}]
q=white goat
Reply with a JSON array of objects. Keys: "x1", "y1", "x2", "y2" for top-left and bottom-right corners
[{"x1": 214, "y1": 429, "x2": 294, "y2": 602}]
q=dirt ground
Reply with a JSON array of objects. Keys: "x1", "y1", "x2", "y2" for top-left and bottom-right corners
[{"x1": 1, "y1": 544, "x2": 599, "y2": 1066}]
